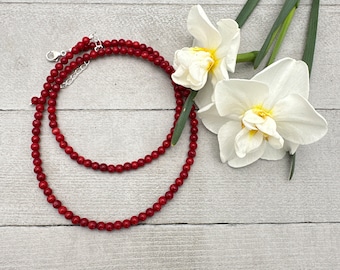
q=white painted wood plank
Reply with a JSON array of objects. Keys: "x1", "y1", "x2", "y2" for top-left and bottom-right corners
[
  {"x1": 0, "y1": 3, "x2": 339, "y2": 110},
  {"x1": 2, "y1": 0, "x2": 339, "y2": 5},
  {"x1": 0, "y1": 110, "x2": 338, "y2": 226},
  {"x1": 1, "y1": 224, "x2": 339, "y2": 269}
]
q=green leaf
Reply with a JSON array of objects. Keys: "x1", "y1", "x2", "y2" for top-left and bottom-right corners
[
  {"x1": 171, "y1": 90, "x2": 197, "y2": 146},
  {"x1": 235, "y1": 0, "x2": 261, "y2": 28},
  {"x1": 290, "y1": 0, "x2": 319, "y2": 180},
  {"x1": 254, "y1": 0, "x2": 299, "y2": 68},
  {"x1": 288, "y1": 153, "x2": 296, "y2": 180},
  {"x1": 302, "y1": 0, "x2": 320, "y2": 73},
  {"x1": 267, "y1": 4, "x2": 297, "y2": 66}
]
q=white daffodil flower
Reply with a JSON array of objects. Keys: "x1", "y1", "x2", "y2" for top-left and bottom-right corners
[
  {"x1": 198, "y1": 58, "x2": 328, "y2": 168},
  {"x1": 171, "y1": 5, "x2": 240, "y2": 107}
]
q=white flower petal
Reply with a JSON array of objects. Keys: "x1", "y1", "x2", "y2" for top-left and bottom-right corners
[
  {"x1": 171, "y1": 47, "x2": 214, "y2": 90},
  {"x1": 273, "y1": 94, "x2": 328, "y2": 144},
  {"x1": 187, "y1": 5, "x2": 221, "y2": 49},
  {"x1": 198, "y1": 103, "x2": 228, "y2": 134},
  {"x1": 217, "y1": 121, "x2": 240, "y2": 163},
  {"x1": 251, "y1": 58, "x2": 310, "y2": 107},
  {"x1": 215, "y1": 79, "x2": 269, "y2": 118},
  {"x1": 267, "y1": 133, "x2": 284, "y2": 149},
  {"x1": 261, "y1": 144, "x2": 286, "y2": 160},
  {"x1": 283, "y1": 140, "x2": 299, "y2": 154},
  {"x1": 211, "y1": 57, "x2": 229, "y2": 86},
  {"x1": 194, "y1": 79, "x2": 214, "y2": 108},
  {"x1": 216, "y1": 19, "x2": 240, "y2": 72},
  {"x1": 228, "y1": 142, "x2": 266, "y2": 168},
  {"x1": 235, "y1": 128, "x2": 264, "y2": 158}
]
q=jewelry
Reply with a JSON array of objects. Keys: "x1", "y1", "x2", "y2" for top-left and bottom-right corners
[{"x1": 31, "y1": 36, "x2": 199, "y2": 231}]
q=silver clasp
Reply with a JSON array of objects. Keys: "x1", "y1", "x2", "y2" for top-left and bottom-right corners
[{"x1": 46, "y1": 50, "x2": 66, "y2": 62}]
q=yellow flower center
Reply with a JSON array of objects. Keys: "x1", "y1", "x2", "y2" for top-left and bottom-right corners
[
  {"x1": 192, "y1": 47, "x2": 217, "y2": 71},
  {"x1": 252, "y1": 104, "x2": 272, "y2": 118}
]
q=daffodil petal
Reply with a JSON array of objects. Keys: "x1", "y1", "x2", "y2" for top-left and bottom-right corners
[
  {"x1": 261, "y1": 144, "x2": 286, "y2": 160},
  {"x1": 235, "y1": 128, "x2": 264, "y2": 158},
  {"x1": 228, "y1": 142, "x2": 266, "y2": 168},
  {"x1": 198, "y1": 103, "x2": 228, "y2": 134},
  {"x1": 215, "y1": 79, "x2": 269, "y2": 118},
  {"x1": 187, "y1": 5, "x2": 221, "y2": 49},
  {"x1": 216, "y1": 19, "x2": 240, "y2": 72},
  {"x1": 217, "y1": 121, "x2": 240, "y2": 163},
  {"x1": 211, "y1": 57, "x2": 229, "y2": 86},
  {"x1": 274, "y1": 94, "x2": 328, "y2": 144},
  {"x1": 251, "y1": 58, "x2": 310, "y2": 107},
  {"x1": 194, "y1": 79, "x2": 214, "y2": 108},
  {"x1": 283, "y1": 140, "x2": 299, "y2": 154}
]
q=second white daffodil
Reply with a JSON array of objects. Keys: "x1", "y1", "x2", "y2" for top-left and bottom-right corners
[
  {"x1": 171, "y1": 5, "x2": 240, "y2": 105},
  {"x1": 198, "y1": 58, "x2": 328, "y2": 168}
]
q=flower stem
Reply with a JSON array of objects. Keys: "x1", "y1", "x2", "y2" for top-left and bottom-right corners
[
  {"x1": 267, "y1": 4, "x2": 297, "y2": 66},
  {"x1": 171, "y1": 90, "x2": 197, "y2": 146},
  {"x1": 236, "y1": 51, "x2": 258, "y2": 63}
]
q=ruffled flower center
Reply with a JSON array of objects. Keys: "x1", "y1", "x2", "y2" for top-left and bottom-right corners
[
  {"x1": 191, "y1": 47, "x2": 217, "y2": 71},
  {"x1": 235, "y1": 105, "x2": 284, "y2": 158}
]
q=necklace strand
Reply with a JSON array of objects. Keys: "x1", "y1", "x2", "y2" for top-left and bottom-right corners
[{"x1": 31, "y1": 37, "x2": 198, "y2": 231}]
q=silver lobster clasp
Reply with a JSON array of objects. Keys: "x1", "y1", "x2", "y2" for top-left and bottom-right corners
[{"x1": 46, "y1": 50, "x2": 66, "y2": 62}]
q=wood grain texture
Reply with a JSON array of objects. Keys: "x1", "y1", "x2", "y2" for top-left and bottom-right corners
[
  {"x1": 1, "y1": 224, "x2": 339, "y2": 270},
  {"x1": 0, "y1": 0, "x2": 339, "y2": 269}
]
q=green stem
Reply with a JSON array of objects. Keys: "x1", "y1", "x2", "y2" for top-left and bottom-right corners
[
  {"x1": 171, "y1": 91, "x2": 197, "y2": 146},
  {"x1": 288, "y1": 153, "x2": 296, "y2": 180},
  {"x1": 236, "y1": 51, "x2": 258, "y2": 63},
  {"x1": 267, "y1": 5, "x2": 297, "y2": 66}
]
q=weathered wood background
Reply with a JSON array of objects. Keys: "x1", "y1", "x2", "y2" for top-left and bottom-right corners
[{"x1": 0, "y1": 0, "x2": 339, "y2": 269}]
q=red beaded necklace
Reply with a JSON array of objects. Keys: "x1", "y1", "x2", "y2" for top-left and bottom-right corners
[{"x1": 31, "y1": 36, "x2": 198, "y2": 231}]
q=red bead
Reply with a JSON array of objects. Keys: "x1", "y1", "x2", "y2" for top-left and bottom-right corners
[
  {"x1": 31, "y1": 136, "x2": 40, "y2": 143},
  {"x1": 80, "y1": 218, "x2": 89, "y2": 227},
  {"x1": 53, "y1": 200, "x2": 62, "y2": 209},
  {"x1": 64, "y1": 211, "x2": 74, "y2": 220},
  {"x1": 31, "y1": 96, "x2": 39, "y2": 105},
  {"x1": 131, "y1": 161, "x2": 139, "y2": 169},
  {"x1": 153, "y1": 203, "x2": 162, "y2": 212},
  {"x1": 31, "y1": 151, "x2": 40, "y2": 158},
  {"x1": 175, "y1": 178, "x2": 183, "y2": 186},
  {"x1": 31, "y1": 143, "x2": 39, "y2": 151},
  {"x1": 77, "y1": 156, "x2": 85, "y2": 164},
  {"x1": 180, "y1": 171, "x2": 188, "y2": 179},
  {"x1": 90, "y1": 50, "x2": 98, "y2": 59},
  {"x1": 158, "y1": 196, "x2": 167, "y2": 205},
  {"x1": 70, "y1": 152, "x2": 78, "y2": 160},
  {"x1": 32, "y1": 127, "x2": 40, "y2": 135},
  {"x1": 84, "y1": 160, "x2": 92, "y2": 167},
  {"x1": 146, "y1": 208, "x2": 154, "y2": 217},
  {"x1": 55, "y1": 63, "x2": 63, "y2": 70},
  {"x1": 64, "y1": 146, "x2": 73, "y2": 154},
  {"x1": 82, "y1": 36, "x2": 90, "y2": 44},
  {"x1": 182, "y1": 164, "x2": 191, "y2": 172},
  {"x1": 72, "y1": 216, "x2": 80, "y2": 225},
  {"x1": 122, "y1": 219, "x2": 131, "y2": 228},
  {"x1": 38, "y1": 180, "x2": 48, "y2": 189},
  {"x1": 99, "y1": 163, "x2": 108, "y2": 171},
  {"x1": 138, "y1": 213, "x2": 147, "y2": 221},
  {"x1": 47, "y1": 195, "x2": 56, "y2": 203},
  {"x1": 34, "y1": 165, "x2": 42, "y2": 174},
  {"x1": 170, "y1": 184, "x2": 178, "y2": 193},
  {"x1": 55, "y1": 134, "x2": 64, "y2": 142},
  {"x1": 186, "y1": 157, "x2": 194, "y2": 165},
  {"x1": 106, "y1": 222, "x2": 114, "y2": 231},
  {"x1": 91, "y1": 162, "x2": 99, "y2": 170},
  {"x1": 88, "y1": 221, "x2": 97, "y2": 229},
  {"x1": 108, "y1": 165, "x2": 115, "y2": 172},
  {"x1": 115, "y1": 164, "x2": 123, "y2": 173},
  {"x1": 58, "y1": 206, "x2": 67, "y2": 214},
  {"x1": 123, "y1": 162, "x2": 131, "y2": 171},
  {"x1": 36, "y1": 173, "x2": 46, "y2": 181},
  {"x1": 113, "y1": 221, "x2": 122, "y2": 230},
  {"x1": 130, "y1": 216, "x2": 139, "y2": 225},
  {"x1": 97, "y1": 222, "x2": 106, "y2": 230},
  {"x1": 188, "y1": 150, "x2": 196, "y2": 158},
  {"x1": 165, "y1": 191, "x2": 174, "y2": 200},
  {"x1": 33, "y1": 158, "x2": 42, "y2": 166}
]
